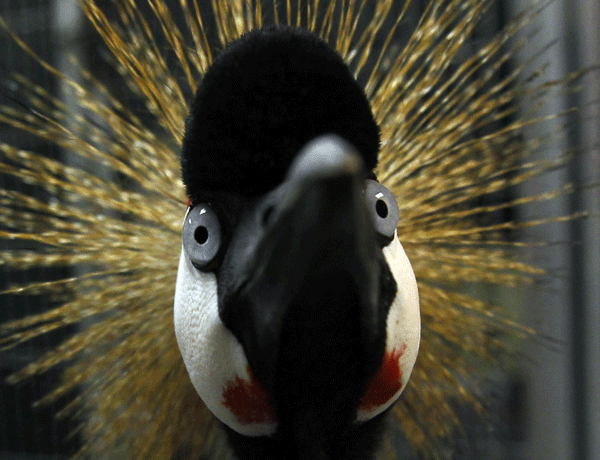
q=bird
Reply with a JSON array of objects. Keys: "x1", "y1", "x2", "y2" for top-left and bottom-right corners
[
  {"x1": 0, "y1": 0, "x2": 582, "y2": 459},
  {"x1": 173, "y1": 26, "x2": 420, "y2": 460}
]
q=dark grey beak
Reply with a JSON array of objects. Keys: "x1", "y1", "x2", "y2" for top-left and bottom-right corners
[{"x1": 218, "y1": 135, "x2": 386, "y2": 395}]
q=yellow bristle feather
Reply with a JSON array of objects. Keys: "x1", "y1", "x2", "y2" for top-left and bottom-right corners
[{"x1": 0, "y1": 1, "x2": 592, "y2": 458}]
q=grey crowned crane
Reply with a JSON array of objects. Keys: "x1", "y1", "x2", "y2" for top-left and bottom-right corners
[
  {"x1": 3, "y1": 1, "x2": 571, "y2": 458},
  {"x1": 174, "y1": 27, "x2": 420, "y2": 460}
]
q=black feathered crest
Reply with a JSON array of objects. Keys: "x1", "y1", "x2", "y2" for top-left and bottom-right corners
[{"x1": 181, "y1": 26, "x2": 380, "y2": 199}]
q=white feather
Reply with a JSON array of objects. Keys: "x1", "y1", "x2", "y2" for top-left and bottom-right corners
[
  {"x1": 174, "y1": 248, "x2": 278, "y2": 436},
  {"x1": 355, "y1": 232, "x2": 421, "y2": 422}
]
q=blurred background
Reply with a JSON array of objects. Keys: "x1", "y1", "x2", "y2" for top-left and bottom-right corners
[{"x1": 0, "y1": 0, "x2": 598, "y2": 459}]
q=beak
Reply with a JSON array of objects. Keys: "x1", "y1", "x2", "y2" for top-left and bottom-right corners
[{"x1": 218, "y1": 135, "x2": 386, "y2": 394}]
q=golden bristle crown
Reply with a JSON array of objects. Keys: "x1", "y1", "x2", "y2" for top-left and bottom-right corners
[{"x1": 0, "y1": 1, "x2": 593, "y2": 459}]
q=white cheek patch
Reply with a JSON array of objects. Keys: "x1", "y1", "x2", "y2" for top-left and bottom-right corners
[
  {"x1": 174, "y1": 249, "x2": 277, "y2": 436},
  {"x1": 356, "y1": 233, "x2": 421, "y2": 422}
]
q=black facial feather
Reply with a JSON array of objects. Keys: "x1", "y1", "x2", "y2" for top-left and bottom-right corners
[{"x1": 181, "y1": 26, "x2": 380, "y2": 199}]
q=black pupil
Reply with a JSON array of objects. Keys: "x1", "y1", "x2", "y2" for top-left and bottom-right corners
[
  {"x1": 375, "y1": 199, "x2": 388, "y2": 218},
  {"x1": 194, "y1": 226, "x2": 209, "y2": 244}
]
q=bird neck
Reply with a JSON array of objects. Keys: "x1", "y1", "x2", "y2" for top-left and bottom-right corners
[
  {"x1": 225, "y1": 270, "x2": 388, "y2": 460},
  {"x1": 224, "y1": 411, "x2": 387, "y2": 460}
]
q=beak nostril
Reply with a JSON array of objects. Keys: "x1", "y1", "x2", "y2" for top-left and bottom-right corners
[{"x1": 262, "y1": 205, "x2": 275, "y2": 227}]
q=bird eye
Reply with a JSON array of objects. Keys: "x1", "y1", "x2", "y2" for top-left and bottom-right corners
[
  {"x1": 182, "y1": 204, "x2": 221, "y2": 270},
  {"x1": 365, "y1": 180, "x2": 400, "y2": 244}
]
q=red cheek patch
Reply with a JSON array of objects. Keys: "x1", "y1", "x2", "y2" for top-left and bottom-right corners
[
  {"x1": 358, "y1": 343, "x2": 407, "y2": 412},
  {"x1": 222, "y1": 366, "x2": 277, "y2": 425}
]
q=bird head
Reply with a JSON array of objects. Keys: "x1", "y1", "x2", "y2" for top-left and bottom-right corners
[{"x1": 174, "y1": 26, "x2": 420, "y2": 458}]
